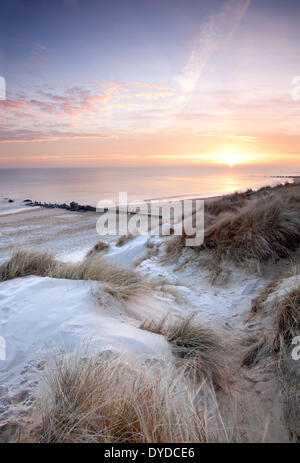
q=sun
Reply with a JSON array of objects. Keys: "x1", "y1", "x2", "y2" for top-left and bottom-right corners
[{"x1": 213, "y1": 148, "x2": 251, "y2": 167}]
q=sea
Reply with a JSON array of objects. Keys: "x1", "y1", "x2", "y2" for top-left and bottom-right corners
[{"x1": 0, "y1": 164, "x2": 299, "y2": 211}]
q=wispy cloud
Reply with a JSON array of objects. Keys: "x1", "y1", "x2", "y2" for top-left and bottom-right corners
[
  {"x1": 120, "y1": 91, "x2": 174, "y2": 101},
  {"x1": 34, "y1": 43, "x2": 47, "y2": 50},
  {"x1": 0, "y1": 132, "x2": 118, "y2": 144},
  {"x1": 0, "y1": 100, "x2": 28, "y2": 110},
  {"x1": 0, "y1": 79, "x2": 176, "y2": 143},
  {"x1": 172, "y1": 0, "x2": 252, "y2": 113},
  {"x1": 227, "y1": 134, "x2": 260, "y2": 142}
]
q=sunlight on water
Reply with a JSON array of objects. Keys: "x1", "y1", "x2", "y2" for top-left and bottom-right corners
[{"x1": 0, "y1": 165, "x2": 297, "y2": 207}]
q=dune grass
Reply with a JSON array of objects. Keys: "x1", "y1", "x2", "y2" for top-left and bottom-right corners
[
  {"x1": 248, "y1": 280, "x2": 279, "y2": 319},
  {"x1": 241, "y1": 334, "x2": 274, "y2": 368},
  {"x1": 85, "y1": 241, "x2": 110, "y2": 258},
  {"x1": 204, "y1": 190, "x2": 251, "y2": 216},
  {"x1": 242, "y1": 284, "x2": 300, "y2": 367},
  {"x1": 159, "y1": 235, "x2": 185, "y2": 263},
  {"x1": 0, "y1": 249, "x2": 56, "y2": 281},
  {"x1": 273, "y1": 286, "x2": 300, "y2": 351},
  {"x1": 0, "y1": 249, "x2": 149, "y2": 301},
  {"x1": 242, "y1": 283, "x2": 300, "y2": 441},
  {"x1": 141, "y1": 315, "x2": 227, "y2": 390},
  {"x1": 28, "y1": 349, "x2": 226, "y2": 443},
  {"x1": 204, "y1": 196, "x2": 300, "y2": 263},
  {"x1": 116, "y1": 233, "x2": 135, "y2": 247},
  {"x1": 274, "y1": 287, "x2": 300, "y2": 442},
  {"x1": 160, "y1": 184, "x2": 300, "y2": 267}
]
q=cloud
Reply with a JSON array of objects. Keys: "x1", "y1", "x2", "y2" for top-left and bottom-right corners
[
  {"x1": 0, "y1": 132, "x2": 118, "y2": 144},
  {"x1": 227, "y1": 134, "x2": 260, "y2": 142},
  {"x1": 130, "y1": 82, "x2": 168, "y2": 90},
  {"x1": 0, "y1": 100, "x2": 27, "y2": 109},
  {"x1": 29, "y1": 99, "x2": 57, "y2": 113},
  {"x1": 121, "y1": 91, "x2": 174, "y2": 101},
  {"x1": 27, "y1": 82, "x2": 172, "y2": 118},
  {"x1": 34, "y1": 43, "x2": 47, "y2": 50},
  {"x1": 173, "y1": 0, "x2": 252, "y2": 110},
  {"x1": 1, "y1": 79, "x2": 176, "y2": 135},
  {"x1": 133, "y1": 0, "x2": 253, "y2": 135}
]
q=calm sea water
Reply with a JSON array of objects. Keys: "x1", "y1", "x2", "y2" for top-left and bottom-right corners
[{"x1": 0, "y1": 165, "x2": 298, "y2": 207}]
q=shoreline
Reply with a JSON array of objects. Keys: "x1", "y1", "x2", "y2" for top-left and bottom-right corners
[
  {"x1": 1, "y1": 179, "x2": 300, "y2": 443},
  {"x1": 0, "y1": 176, "x2": 296, "y2": 218}
]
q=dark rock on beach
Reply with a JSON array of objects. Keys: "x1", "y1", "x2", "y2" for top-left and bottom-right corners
[{"x1": 23, "y1": 199, "x2": 97, "y2": 213}]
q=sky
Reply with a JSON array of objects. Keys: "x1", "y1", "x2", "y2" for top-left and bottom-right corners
[{"x1": 0, "y1": 0, "x2": 300, "y2": 168}]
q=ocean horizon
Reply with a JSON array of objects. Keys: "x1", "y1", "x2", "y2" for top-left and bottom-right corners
[{"x1": 0, "y1": 164, "x2": 298, "y2": 208}]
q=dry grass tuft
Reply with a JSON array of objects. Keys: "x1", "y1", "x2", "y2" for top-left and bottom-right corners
[
  {"x1": 248, "y1": 281, "x2": 279, "y2": 319},
  {"x1": 159, "y1": 235, "x2": 185, "y2": 264},
  {"x1": 0, "y1": 250, "x2": 149, "y2": 301},
  {"x1": 116, "y1": 234, "x2": 135, "y2": 247},
  {"x1": 204, "y1": 257, "x2": 232, "y2": 286},
  {"x1": 241, "y1": 335, "x2": 273, "y2": 368},
  {"x1": 274, "y1": 286, "x2": 300, "y2": 351},
  {"x1": 141, "y1": 315, "x2": 227, "y2": 390},
  {"x1": 205, "y1": 190, "x2": 250, "y2": 216},
  {"x1": 51, "y1": 257, "x2": 149, "y2": 302},
  {"x1": 133, "y1": 248, "x2": 158, "y2": 267},
  {"x1": 243, "y1": 285, "x2": 300, "y2": 366},
  {"x1": 0, "y1": 249, "x2": 56, "y2": 281},
  {"x1": 28, "y1": 349, "x2": 225, "y2": 443},
  {"x1": 166, "y1": 316, "x2": 227, "y2": 390},
  {"x1": 160, "y1": 183, "x2": 300, "y2": 268},
  {"x1": 241, "y1": 282, "x2": 300, "y2": 440},
  {"x1": 276, "y1": 356, "x2": 300, "y2": 442},
  {"x1": 204, "y1": 196, "x2": 300, "y2": 264},
  {"x1": 85, "y1": 241, "x2": 110, "y2": 258}
]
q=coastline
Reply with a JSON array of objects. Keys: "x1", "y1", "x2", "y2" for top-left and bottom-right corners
[
  {"x1": 1, "y1": 176, "x2": 294, "y2": 218},
  {"x1": 0, "y1": 180, "x2": 300, "y2": 442}
]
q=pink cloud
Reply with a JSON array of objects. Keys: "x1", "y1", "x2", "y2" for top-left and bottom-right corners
[
  {"x1": 122, "y1": 91, "x2": 174, "y2": 101},
  {"x1": 131, "y1": 82, "x2": 168, "y2": 90},
  {"x1": 0, "y1": 134, "x2": 119, "y2": 144},
  {"x1": 0, "y1": 100, "x2": 27, "y2": 110},
  {"x1": 34, "y1": 43, "x2": 47, "y2": 50},
  {"x1": 30, "y1": 99, "x2": 57, "y2": 113}
]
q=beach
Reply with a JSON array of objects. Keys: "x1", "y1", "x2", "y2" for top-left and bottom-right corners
[{"x1": 0, "y1": 181, "x2": 299, "y2": 442}]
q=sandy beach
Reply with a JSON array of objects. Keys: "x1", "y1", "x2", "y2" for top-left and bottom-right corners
[{"x1": 0, "y1": 181, "x2": 299, "y2": 442}]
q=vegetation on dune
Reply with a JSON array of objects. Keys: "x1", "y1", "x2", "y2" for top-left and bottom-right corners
[
  {"x1": 248, "y1": 280, "x2": 279, "y2": 318},
  {"x1": 0, "y1": 250, "x2": 148, "y2": 301},
  {"x1": 141, "y1": 315, "x2": 227, "y2": 390},
  {"x1": 241, "y1": 281, "x2": 300, "y2": 441},
  {"x1": 0, "y1": 250, "x2": 56, "y2": 281},
  {"x1": 204, "y1": 196, "x2": 300, "y2": 263},
  {"x1": 161, "y1": 183, "x2": 300, "y2": 268},
  {"x1": 116, "y1": 233, "x2": 135, "y2": 247},
  {"x1": 27, "y1": 350, "x2": 224, "y2": 443},
  {"x1": 204, "y1": 189, "x2": 252, "y2": 216},
  {"x1": 243, "y1": 283, "x2": 300, "y2": 368},
  {"x1": 241, "y1": 334, "x2": 274, "y2": 368},
  {"x1": 85, "y1": 241, "x2": 110, "y2": 258},
  {"x1": 273, "y1": 286, "x2": 300, "y2": 351}
]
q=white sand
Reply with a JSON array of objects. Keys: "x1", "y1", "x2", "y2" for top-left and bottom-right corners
[{"x1": 0, "y1": 205, "x2": 273, "y2": 435}]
